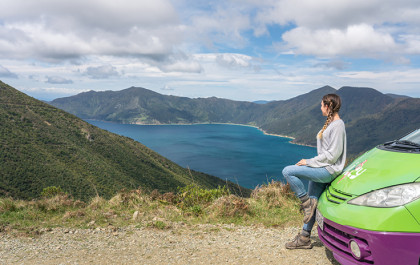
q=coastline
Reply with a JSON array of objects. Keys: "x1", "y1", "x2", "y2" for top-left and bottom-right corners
[
  {"x1": 89, "y1": 119, "x2": 315, "y2": 148},
  {"x1": 192, "y1": 123, "x2": 316, "y2": 148}
]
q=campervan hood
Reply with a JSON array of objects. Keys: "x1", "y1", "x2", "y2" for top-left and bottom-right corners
[{"x1": 331, "y1": 147, "x2": 420, "y2": 196}]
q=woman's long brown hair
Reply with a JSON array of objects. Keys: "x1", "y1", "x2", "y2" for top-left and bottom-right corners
[{"x1": 317, "y1": 94, "x2": 342, "y2": 139}]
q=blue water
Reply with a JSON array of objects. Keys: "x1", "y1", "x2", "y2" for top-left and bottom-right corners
[{"x1": 88, "y1": 121, "x2": 316, "y2": 189}]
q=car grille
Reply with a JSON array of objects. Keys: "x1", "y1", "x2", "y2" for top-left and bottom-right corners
[
  {"x1": 325, "y1": 185, "x2": 353, "y2": 204},
  {"x1": 319, "y1": 219, "x2": 374, "y2": 264}
]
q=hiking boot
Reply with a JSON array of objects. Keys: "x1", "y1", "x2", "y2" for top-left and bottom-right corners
[
  {"x1": 285, "y1": 233, "x2": 312, "y2": 249},
  {"x1": 302, "y1": 198, "x2": 317, "y2": 224}
]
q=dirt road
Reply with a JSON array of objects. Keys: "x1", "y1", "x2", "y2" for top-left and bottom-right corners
[{"x1": 0, "y1": 224, "x2": 340, "y2": 264}]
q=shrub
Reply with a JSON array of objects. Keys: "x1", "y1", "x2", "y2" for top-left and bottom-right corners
[
  {"x1": 209, "y1": 195, "x2": 250, "y2": 218},
  {"x1": 41, "y1": 186, "x2": 63, "y2": 198},
  {"x1": 0, "y1": 198, "x2": 18, "y2": 213},
  {"x1": 161, "y1": 192, "x2": 176, "y2": 204},
  {"x1": 251, "y1": 181, "x2": 297, "y2": 208},
  {"x1": 109, "y1": 188, "x2": 144, "y2": 207},
  {"x1": 190, "y1": 205, "x2": 202, "y2": 216},
  {"x1": 33, "y1": 194, "x2": 78, "y2": 212},
  {"x1": 177, "y1": 184, "x2": 230, "y2": 209},
  {"x1": 149, "y1": 189, "x2": 161, "y2": 201},
  {"x1": 62, "y1": 210, "x2": 86, "y2": 220},
  {"x1": 88, "y1": 196, "x2": 107, "y2": 210},
  {"x1": 152, "y1": 220, "x2": 167, "y2": 229}
]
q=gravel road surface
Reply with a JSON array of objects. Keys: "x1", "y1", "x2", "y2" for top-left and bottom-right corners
[{"x1": 0, "y1": 224, "x2": 340, "y2": 264}]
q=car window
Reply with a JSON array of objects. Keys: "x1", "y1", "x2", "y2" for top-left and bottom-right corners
[{"x1": 401, "y1": 129, "x2": 420, "y2": 145}]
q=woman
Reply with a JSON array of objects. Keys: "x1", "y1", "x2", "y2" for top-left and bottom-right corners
[{"x1": 283, "y1": 93, "x2": 346, "y2": 249}]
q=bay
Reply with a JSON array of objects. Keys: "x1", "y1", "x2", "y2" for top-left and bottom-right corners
[{"x1": 88, "y1": 121, "x2": 316, "y2": 189}]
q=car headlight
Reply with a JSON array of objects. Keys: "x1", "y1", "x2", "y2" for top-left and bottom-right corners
[{"x1": 348, "y1": 182, "x2": 420, "y2": 207}]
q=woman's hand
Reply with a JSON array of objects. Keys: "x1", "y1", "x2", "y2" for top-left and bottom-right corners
[{"x1": 296, "y1": 159, "x2": 307, "y2": 166}]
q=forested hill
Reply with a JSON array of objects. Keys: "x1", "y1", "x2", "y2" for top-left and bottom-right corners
[
  {"x1": 50, "y1": 86, "x2": 257, "y2": 125},
  {"x1": 50, "y1": 85, "x2": 420, "y2": 156},
  {"x1": 0, "y1": 81, "x2": 246, "y2": 200}
]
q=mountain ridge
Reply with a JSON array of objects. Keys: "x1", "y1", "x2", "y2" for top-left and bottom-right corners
[{"x1": 50, "y1": 85, "x2": 420, "y2": 156}]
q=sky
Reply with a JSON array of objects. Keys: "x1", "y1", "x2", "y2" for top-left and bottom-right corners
[{"x1": 1, "y1": 0, "x2": 420, "y2": 101}]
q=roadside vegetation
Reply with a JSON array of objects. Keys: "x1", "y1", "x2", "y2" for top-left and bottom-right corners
[{"x1": 0, "y1": 182, "x2": 301, "y2": 236}]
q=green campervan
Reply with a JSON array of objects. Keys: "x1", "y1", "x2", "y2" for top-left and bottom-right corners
[{"x1": 317, "y1": 129, "x2": 420, "y2": 265}]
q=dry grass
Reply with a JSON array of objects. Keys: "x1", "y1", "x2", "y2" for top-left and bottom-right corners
[
  {"x1": 0, "y1": 182, "x2": 302, "y2": 235},
  {"x1": 251, "y1": 181, "x2": 298, "y2": 208},
  {"x1": 209, "y1": 195, "x2": 250, "y2": 218}
]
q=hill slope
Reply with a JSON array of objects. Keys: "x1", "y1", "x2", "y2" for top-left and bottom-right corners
[
  {"x1": 345, "y1": 97, "x2": 420, "y2": 154},
  {"x1": 50, "y1": 87, "x2": 257, "y2": 125},
  {"x1": 257, "y1": 86, "x2": 420, "y2": 154},
  {"x1": 50, "y1": 85, "x2": 420, "y2": 156},
  {"x1": 0, "y1": 81, "x2": 245, "y2": 200}
]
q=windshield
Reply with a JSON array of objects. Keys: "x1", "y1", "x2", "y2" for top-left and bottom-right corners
[
  {"x1": 400, "y1": 129, "x2": 420, "y2": 144},
  {"x1": 378, "y1": 129, "x2": 420, "y2": 153}
]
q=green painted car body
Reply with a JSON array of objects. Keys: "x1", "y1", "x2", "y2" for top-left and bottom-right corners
[
  {"x1": 317, "y1": 129, "x2": 420, "y2": 265},
  {"x1": 318, "y1": 147, "x2": 420, "y2": 232}
]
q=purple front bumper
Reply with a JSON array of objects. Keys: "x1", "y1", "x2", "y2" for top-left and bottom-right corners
[{"x1": 317, "y1": 215, "x2": 420, "y2": 265}]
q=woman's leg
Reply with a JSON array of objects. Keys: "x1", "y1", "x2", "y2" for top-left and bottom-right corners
[
  {"x1": 282, "y1": 165, "x2": 333, "y2": 199},
  {"x1": 283, "y1": 166, "x2": 332, "y2": 249},
  {"x1": 303, "y1": 181, "x2": 328, "y2": 233},
  {"x1": 283, "y1": 165, "x2": 332, "y2": 224}
]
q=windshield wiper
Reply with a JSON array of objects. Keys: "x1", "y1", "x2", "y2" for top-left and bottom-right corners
[
  {"x1": 383, "y1": 140, "x2": 395, "y2": 146},
  {"x1": 381, "y1": 140, "x2": 420, "y2": 152},
  {"x1": 395, "y1": 140, "x2": 420, "y2": 148}
]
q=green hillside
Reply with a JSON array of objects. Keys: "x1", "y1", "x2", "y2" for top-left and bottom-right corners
[
  {"x1": 50, "y1": 85, "x2": 420, "y2": 156},
  {"x1": 257, "y1": 86, "x2": 420, "y2": 154},
  {"x1": 50, "y1": 87, "x2": 257, "y2": 125},
  {"x1": 345, "y1": 97, "x2": 420, "y2": 155},
  {"x1": 0, "y1": 81, "x2": 247, "y2": 201}
]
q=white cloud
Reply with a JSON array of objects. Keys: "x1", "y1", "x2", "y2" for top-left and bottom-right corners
[
  {"x1": 0, "y1": 0, "x2": 182, "y2": 62},
  {"x1": 254, "y1": 0, "x2": 383, "y2": 29},
  {"x1": 161, "y1": 84, "x2": 174, "y2": 91},
  {"x1": 254, "y1": 0, "x2": 420, "y2": 29},
  {"x1": 314, "y1": 60, "x2": 350, "y2": 71},
  {"x1": 0, "y1": 65, "x2": 18, "y2": 78},
  {"x1": 250, "y1": 0, "x2": 420, "y2": 60},
  {"x1": 84, "y1": 65, "x2": 119, "y2": 79},
  {"x1": 2, "y1": 0, "x2": 420, "y2": 66},
  {"x1": 19, "y1": 86, "x2": 90, "y2": 100},
  {"x1": 0, "y1": 0, "x2": 179, "y2": 36},
  {"x1": 335, "y1": 68, "x2": 420, "y2": 96},
  {"x1": 183, "y1": 3, "x2": 251, "y2": 50},
  {"x1": 0, "y1": 0, "x2": 178, "y2": 30},
  {"x1": 281, "y1": 24, "x2": 397, "y2": 58},
  {"x1": 216, "y1": 54, "x2": 253, "y2": 69},
  {"x1": 154, "y1": 52, "x2": 203, "y2": 73},
  {"x1": 46, "y1": 76, "x2": 73, "y2": 84},
  {"x1": 159, "y1": 60, "x2": 203, "y2": 73},
  {"x1": 402, "y1": 34, "x2": 420, "y2": 54},
  {"x1": 2, "y1": 0, "x2": 420, "y2": 101},
  {"x1": 21, "y1": 86, "x2": 86, "y2": 94},
  {"x1": 338, "y1": 69, "x2": 420, "y2": 83}
]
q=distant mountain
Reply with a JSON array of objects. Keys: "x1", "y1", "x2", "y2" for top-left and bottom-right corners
[
  {"x1": 0, "y1": 81, "x2": 246, "y2": 200},
  {"x1": 386, "y1": 93, "x2": 411, "y2": 99},
  {"x1": 50, "y1": 85, "x2": 420, "y2": 156},
  {"x1": 50, "y1": 87, "x2": 257, "y2": 125},
  {"x1": 257, "y1": 86, "x2": 420, "y2": 155},
  {"x1": 253, "y1": 100, "x2": 272, "y2": 104},
  {"x1": 345, "y1": 97, "x2": 420, "y2": 155},
  {"x1": 252, "y1": 86, "x2": 337, "y2": 141}
]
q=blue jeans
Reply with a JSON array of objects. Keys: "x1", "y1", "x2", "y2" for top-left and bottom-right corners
[{"x1": 282, "y1": 165, "x2": 334, "y2": 232}]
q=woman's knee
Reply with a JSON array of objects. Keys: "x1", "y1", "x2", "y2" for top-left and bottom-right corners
[
  {"x1": 282, "y1": 165, "x2": 296, "y2": 180},
  {"x1": 282, "y1": 165, "x2": 290, "y2": 178}
]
